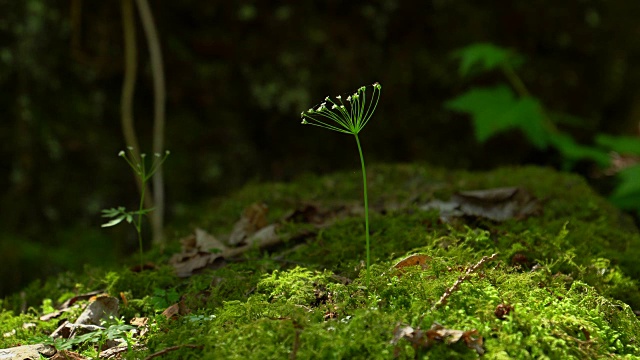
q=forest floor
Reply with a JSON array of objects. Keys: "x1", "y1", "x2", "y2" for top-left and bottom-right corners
[{"x1": 1, "y1": 163, "x2": 640, "y2": 359}]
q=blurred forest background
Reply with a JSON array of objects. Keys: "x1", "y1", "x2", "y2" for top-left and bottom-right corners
[{"x1": 2, "y1": 0, "x2": 640, "y2": 297}]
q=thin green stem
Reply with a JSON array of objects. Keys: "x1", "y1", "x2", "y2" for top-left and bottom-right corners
[
  {"x1": 137, "y1": 159, "x2": 146, "y2": 269},
  {"x1": 502, "y1": 64, "x2": 558, "y2": 134},
  {"x1": 354, "y1": 134, "x2": 370, "y2": 288}
]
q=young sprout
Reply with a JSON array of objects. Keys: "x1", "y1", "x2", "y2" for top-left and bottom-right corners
[
  {"x1": 300, "y1": 82, "x2": 381, "y2": 288},
  {"x1": 102, "y1": 148, "x2": 170, "y2": 268}
]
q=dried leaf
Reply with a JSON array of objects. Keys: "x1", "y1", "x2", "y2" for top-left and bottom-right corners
[
  {"x1": 393, "y1": 254, "x2": 431, "y2": 271},
  {"x1": 228, "y1": 203, "x2": 269, "y2": 245},
  {"x1": 130, "y1": 317, "x2": 149, "y2": 327},
  {"x1": 75, "y1": 295, "x2": 119, "y2": 326},
  {"x1": 421, "y1": 187, "x2": 541, "y2": 222},
  {"x1": 51, "y1": 350, "x2": 89, "y2": 360},
  {"x1": 391, "y1": 322, "x2": 484, "y2": 356},
  {"x1": 0, "y1": 344, "x2": 57, "y2": 360},
  {"x1": 162, "y1": 303, "x2": 180, "y2": 319}
]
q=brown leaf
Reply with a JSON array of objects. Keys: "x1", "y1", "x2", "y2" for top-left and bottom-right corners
[
  {"x1": 130, "y1": 317, "x2": 149, "y2": 327},
  {"x1": 392, "y1": 254, "x2": 431, "y2": 271},
  {"x1": 51, "y1": 350, "x2": 89, "y2": 360},
  {"x1": 421, "y1": 187, "x2": 541, "y2": 222},
  {"x1": 161, "y1": 303, "x2": 180, "y2": 319},
  {"x1": 75, "y1": 295, "x2": 119, "y2": 326},
  {"x1": 0, "y1": 344, "x2": 57, "y2": 359},
  {"x1": 228, "y1": 202, "x2": 269, "y2": 245},
  {"x1": 170, "y1": 228, "x2": 228, "y2": 277},
  {"x1": 391, "y1": 322, "x2": 484, "y2": 356}
]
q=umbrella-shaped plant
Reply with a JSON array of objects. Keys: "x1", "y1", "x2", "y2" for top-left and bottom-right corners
[{"x1": 300, "y1": 82, "x2": 382, "y2": 287}]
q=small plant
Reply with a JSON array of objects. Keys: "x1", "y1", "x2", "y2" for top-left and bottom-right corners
[
  {"x1": 102, "y1": 147, "x2": 169, "y2": 268},
  {"x1": 300, "y1": 82, "x2": 382, "y2": 288},
  {"x1": 446, "y1": 42, "x2": 640, "y2": 216}
]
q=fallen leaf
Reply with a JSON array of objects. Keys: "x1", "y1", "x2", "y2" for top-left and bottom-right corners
[
  {"x1": 0, "y1": 344, "x2": 57, "y2": 360},
  {"x1": 420, "y1": 187, "x2": 541, "y2": 222},
  {"x1": 195, "y1": 228, "x2": 228, "y2": 253},
  {"x1": 75, "y1": 295, "x2": 119, "y2": 326},
  {"x1": 392, "y1": 254, "x2": 431, "y2": 271},
  {"x1": 51, "y1": 350, "x2": 89, "y2": 360},
  {"x1": 170, "y1": 228, "x2": 228, "y2": 277},
  {"x1": 162, "y1": 303, "x2": 180, "y2": 319},
  {"x1": 228, "y1": 202, "x2": 269, "y2": 245},
  {"x1": 391, "y1": 322, "x2": 484, "y2": 356},
  {"x1": 130, "y1": 317, "x2": 149, "y2": 327},
  {"x1": 40, "y1": 290, "x2": 104, "y2": 321}
]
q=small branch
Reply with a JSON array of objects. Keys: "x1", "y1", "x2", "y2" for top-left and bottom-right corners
[
  {"x1": 432, "y1": 253, "x2": 498, "y2": 310},
  {"x1": 144, "y1": 344, "x2": 203, "y2": 360}
]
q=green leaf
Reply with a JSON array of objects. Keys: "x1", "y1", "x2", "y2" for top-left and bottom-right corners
[
  {"x1": 452, "y1": 43, "x2": 524, "y2": 77},
  {"x1": 101, "y1": 207, "x2": 124, "y2": 218},
  {"x1": 610, "y1": 165, "x2": 640, "y2": 209},
  {"x1": 445, "y1": 85, "x2": 548, "y2": 148},
  {"x1": 548, "y1": 132, "x2": 611, "y2": 168},
  {"x1": 101, "y1": 215, "x2": 126, "y2": 228},
  {"x1": 595, "y1": 134, "x2": 640, "y2": 156}
]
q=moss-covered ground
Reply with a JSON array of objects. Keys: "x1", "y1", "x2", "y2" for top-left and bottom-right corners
[{"x1": 2, "y1": 163, "x2": 640, "y2": 359}]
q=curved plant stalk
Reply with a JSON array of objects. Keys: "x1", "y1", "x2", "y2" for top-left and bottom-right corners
[
  {"x1": 300, "y1": 82, "x2": 382, "y2": 288},
  {"x1": 135, "y1": 0, "x2": 167, "y2": 247},
  {"x1": 120, "y1": 0, "x2": 154, "y2": 211}
]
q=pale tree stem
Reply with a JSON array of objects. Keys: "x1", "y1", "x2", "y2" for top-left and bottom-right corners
[
  {"x1": 121, "y1": 0, "x2": 154, "y2": 211},
  {"x1": 135, "y1": 0, "x2": 166, "y2": 246}
]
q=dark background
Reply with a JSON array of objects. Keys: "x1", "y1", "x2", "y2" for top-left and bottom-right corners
[{"x1": 2, "y1": 0, "x2": 640, "y2": 297}]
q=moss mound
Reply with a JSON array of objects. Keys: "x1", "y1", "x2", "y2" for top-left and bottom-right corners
[{"x1": 1, "y1": 163, "x2": 640, "y2": 359}]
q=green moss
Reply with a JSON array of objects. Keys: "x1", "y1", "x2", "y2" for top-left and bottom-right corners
[{"x1": 3, "y1": 163, "x2": 640, "y2": 358}]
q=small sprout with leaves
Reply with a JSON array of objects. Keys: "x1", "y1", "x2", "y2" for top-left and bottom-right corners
[{"x1": 101, "y1": 147, "x2": 169, "y2": 268}]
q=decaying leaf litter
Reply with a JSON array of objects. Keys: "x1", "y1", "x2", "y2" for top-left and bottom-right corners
[{"x1": 3, "y1": 167, "x2": 638, "y2": 358}]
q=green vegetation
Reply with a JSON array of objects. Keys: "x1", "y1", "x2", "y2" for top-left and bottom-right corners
[
  {"x1": 1, "y1": 163, "x2": 640, "y2": 358},
  {"x1": 300, "y1": 82, "x2": 382, "y2": 288},
  {"x1": 446, "y1": 42, "x2": 640, "y2": 216},
  {"x1": 101, "y1": 148, "x2": 170, "y2": 268}
]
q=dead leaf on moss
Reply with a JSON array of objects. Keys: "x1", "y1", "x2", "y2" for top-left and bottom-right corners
[
  {"x1": 228, "y1": 202, "x2": 269, "y2": 245},
  {"x1": 389, "y1": 254, "x2": 431, "y2": 278},
  {"x1": 131, "y1": 317, "x2": 149, "y2": 327},
  {"x1": 162, "y1": 303, "x2": 180, "y2": 319},
  {"x1": 421, "y1": 187, "x2": 541, "y2": 222},
  {"x1": 75, "y1": 295, "x2": 119, "y2": 326},
  {"x1": 51, "y1": 350, "x2": 89, "y2": 360},
  {"x1": 171, "y1": 223, "x2": 286, "y2": 277},
  {"x1": 99, "y1": 344, "x2": 146, "y2": 359},
  {"x1": 391, "y1": 322, "x2": 484, "y2": 356},
  {"x1": 284, "y1": 202, "x2": 363, "y2": 228},
  {"x1": 0, "y1": 344, "x2": 56, "y2": 360},
  {"x1": 40, "y1": 290, "x2": 104, "y2": 321},
  {"x1": 392, "y1": 254, "x2": 431, "y2": 271},
  {"x1": 169, "y1": 228, "x2": 229, "y2": 277}
]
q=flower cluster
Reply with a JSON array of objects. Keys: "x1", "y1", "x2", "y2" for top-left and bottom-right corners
[{"x1": 300, "y1": 82, "x2": 381, "y2": 135}]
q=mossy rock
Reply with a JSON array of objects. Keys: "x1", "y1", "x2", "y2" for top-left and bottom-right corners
[{"x1": 2, "y1": 163, "x2": 640, "y2": 359}]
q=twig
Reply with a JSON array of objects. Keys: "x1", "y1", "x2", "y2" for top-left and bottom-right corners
[
  {"x1": 143, "y1": 344, "x2": 203, "y2": 360},
  {"x1": 432, "y1": 253, "x2": 498, "y2": 310}
]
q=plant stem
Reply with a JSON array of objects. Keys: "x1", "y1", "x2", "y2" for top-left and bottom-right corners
[
  {"x1": 137, "y1": 164, "x2": 146, "y2": 269},
  {"x1": 354, "y1": 134, "x2": 370, "y2": 288}
]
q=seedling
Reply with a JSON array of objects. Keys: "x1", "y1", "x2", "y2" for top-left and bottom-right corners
[
  {"x1": 102, "y1": 147, "x2": 169, "y2": 268},
  {"x1": 300, "y1": 82, "x2": 382, "y2": 288}
]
